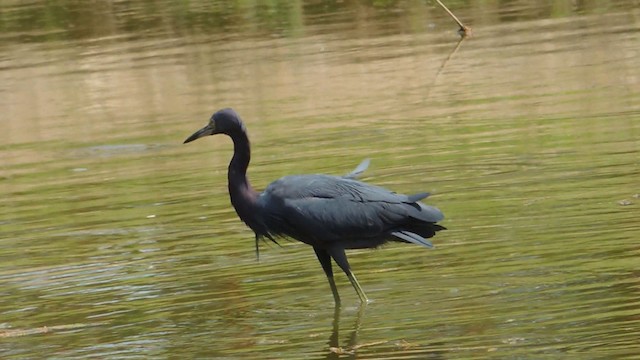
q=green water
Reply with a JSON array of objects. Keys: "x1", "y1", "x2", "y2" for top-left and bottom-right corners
[{"x1": 1, "y1": 1, "x2": 639, "y2": 358}]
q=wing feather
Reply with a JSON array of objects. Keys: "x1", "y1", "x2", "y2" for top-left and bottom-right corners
[{"x1": 257, "y1": 174, "x2": 444, "y2": 246}]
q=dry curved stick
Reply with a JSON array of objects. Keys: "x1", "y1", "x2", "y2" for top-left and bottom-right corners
[{"x1": 435, "y1": 0, "x2": 472, "y2": 37}]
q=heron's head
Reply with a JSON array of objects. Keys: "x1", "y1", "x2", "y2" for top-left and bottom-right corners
[{"x1": 183, "y1": 108, "x2": 244, "y2": 143}]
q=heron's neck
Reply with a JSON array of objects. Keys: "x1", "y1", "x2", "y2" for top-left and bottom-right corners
[{"x1": 228, "y1": 130, "x2": 259, "y2": 216}]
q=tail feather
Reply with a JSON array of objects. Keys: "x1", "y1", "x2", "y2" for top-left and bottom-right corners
[
  {"x1": 391, "y1": 230, "x2": 434, "y2": 248},
  {"x1": 390, "y1": 215, "x2": 446, "y2": 247}
]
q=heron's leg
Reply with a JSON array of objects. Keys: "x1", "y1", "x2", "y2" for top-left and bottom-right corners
[
  {"x1": 314, "y1": 247, "x2": 341, "y2": 304},
  {"x1": 254, "y1": 234, "x2": 260, "y2": 262},
  {"x1": 327, "y1": 247, "x2": 369, "y2": 304}
]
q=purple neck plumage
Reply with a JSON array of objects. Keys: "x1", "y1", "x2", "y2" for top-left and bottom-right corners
[{"x1": 226, "y1": 127, "x2": 260, "y2": 229}]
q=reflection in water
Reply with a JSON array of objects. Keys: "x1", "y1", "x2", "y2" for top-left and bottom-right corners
[
  {"x1": 326, "y1": 305, "x2": 365, "y2": 359},
  {"x1": 427, "y1": 36, "x2": 468, "y2": 99},
  {"x1": 2, "y1": 0, "x2": 640, "y2": 359},
  {"x1": 326, "y1": 304, "x2": 450, "y2": 359}
]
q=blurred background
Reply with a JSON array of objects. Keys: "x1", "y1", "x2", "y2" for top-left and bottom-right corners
[{"x1": 1, "y1": 1, "x2": 639, "y2": 358}]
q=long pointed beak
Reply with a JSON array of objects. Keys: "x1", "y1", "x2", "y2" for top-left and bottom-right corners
[{"x1": 184, "y1": 124, "x2": 215, "y2": 144}]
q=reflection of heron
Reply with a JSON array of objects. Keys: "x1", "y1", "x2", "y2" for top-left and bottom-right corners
[
  {"x1": 326, "y1": 305, "x2": 366, "y2": 359},
  {"x1": 325, "y1": 304, "x2": 448, "y2": 358},
  {"x1": 184, "y1": 109, "x2": 446, "y2": 304}
]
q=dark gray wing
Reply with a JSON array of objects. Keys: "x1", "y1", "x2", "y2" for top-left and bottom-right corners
[{"x1": 256, "y1": 174, "x2": 444, "y2": 247}]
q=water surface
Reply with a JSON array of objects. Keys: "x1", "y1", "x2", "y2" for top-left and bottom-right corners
[{"x1": 1, "y1": 1, "x2": 639, "y2": 358}]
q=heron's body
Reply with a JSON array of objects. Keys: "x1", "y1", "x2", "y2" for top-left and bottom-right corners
[
  {"x1": 184, "y1": 108, "x2": 445, "y2": 304},
  {"x1": 256, "y1": 174, "x2": 443, "y2": 249}
]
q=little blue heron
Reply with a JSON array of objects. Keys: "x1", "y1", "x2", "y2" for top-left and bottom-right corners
[{"x1": 184, "y1": 108, "x2": 445, "y2": 304}]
